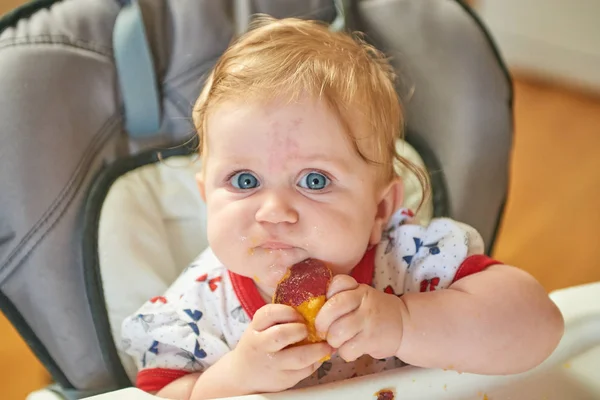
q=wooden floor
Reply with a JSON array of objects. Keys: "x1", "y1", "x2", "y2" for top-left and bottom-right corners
[
  {"x1": 493, "y1": 77, "x2": 600, "y2": 291},
  {"x1": 0, "y1": 0, "x2": 599, "y2": 393}
]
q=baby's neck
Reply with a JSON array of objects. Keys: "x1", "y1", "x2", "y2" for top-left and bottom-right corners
[{"x1": 255, "y1": 282, "x2": 274, "y2": 303}]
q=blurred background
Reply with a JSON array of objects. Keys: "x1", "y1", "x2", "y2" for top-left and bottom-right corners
[{"x1": 0, "y1": 0, "x2": 599, "y2": 398}]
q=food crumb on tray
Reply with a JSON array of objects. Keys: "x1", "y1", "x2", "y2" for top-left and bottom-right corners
[{"x1": 374, "y1": 388, "x2": 395, "y2": 400}]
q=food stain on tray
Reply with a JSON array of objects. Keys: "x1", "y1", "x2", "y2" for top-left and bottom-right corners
[{"x1": 374, "y1": 388, "x2": 395, "y2": 400}]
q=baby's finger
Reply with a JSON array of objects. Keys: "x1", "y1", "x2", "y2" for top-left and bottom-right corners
[
  {"x1": 314, "y1": 288, "x2": 361, "y2": 336},
  {"x1": 326, "y1": 310, "x2": 363, "y2": 349},
  {"x1": 326, "y1": 274, "x2": 359, "y2": 299},
  {"x1": 260, "y1": 322, "x2": 308, "y2": 353},
  {"x1": 276, "y1": 342, "x2": 333, "y2": 371},
  {"x1": 290, "y1": 361, "x2": 325, "y2": 382},
  {"x1": 337, "y1": 332, "x2": 366, "y2": 362},
  {"x1": 252, "y1": 304, "x2": 304, "y2": 332}
]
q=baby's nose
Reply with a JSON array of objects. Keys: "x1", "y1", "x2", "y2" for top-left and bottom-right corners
[{"x1": 255, "y1": 191, "x2": 299, "y2": 224}]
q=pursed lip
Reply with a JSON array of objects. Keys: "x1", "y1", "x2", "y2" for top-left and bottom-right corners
[{"x1": 259, "y1": 241, "x2": 295, "y2": 250}]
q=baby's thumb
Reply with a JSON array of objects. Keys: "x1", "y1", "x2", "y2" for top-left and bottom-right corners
[{"x1": 326, "y1": 274, "x2": 359, "y2": 299}]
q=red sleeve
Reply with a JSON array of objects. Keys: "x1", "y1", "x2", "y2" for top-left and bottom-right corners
[
  {"x1": 451, "y1": 254, "x2": 501, "y2": 284},
  {"x1": 136, "y1": 368, "x2": 191, "y2": 393}
]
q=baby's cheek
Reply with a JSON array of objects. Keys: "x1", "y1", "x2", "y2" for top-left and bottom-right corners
[
  {"x1": 207, "y1": 217, "x2": 242, "y2": 260},
  {"x1": 325, "y1": 237, "x2": 370, "y2": 275},
  {"x1": 205, "y1": 218, "x2": 223, "y2": 249}
]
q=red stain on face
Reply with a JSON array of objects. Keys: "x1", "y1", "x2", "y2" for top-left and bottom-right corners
[{"x1": 266, "y1": 119, "x2": 302, "y2": 172}]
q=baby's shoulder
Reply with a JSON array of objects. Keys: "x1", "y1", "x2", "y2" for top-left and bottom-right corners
[
  {"x1": 372, "y1": 210, "x2": 486, "y2": 294},
  {"x1": 129, "y1": 247, "x2": 234, "y2": 326},
  {"x1": 382, "y1": 209, "x2": 484, "y2": 254},
  {"x1": 189, "y1": 247, "x2": 226, "y2": 272},
  {"x1": 164, "y1": 247, "x2": 229, "y2": 297}
]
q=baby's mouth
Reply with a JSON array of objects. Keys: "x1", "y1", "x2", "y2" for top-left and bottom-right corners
[{"x1": 259, "y1": 241, "x2": 295, "y2": 251}]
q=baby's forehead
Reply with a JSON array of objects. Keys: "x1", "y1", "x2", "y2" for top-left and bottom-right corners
[
  {"x1": 203, "y1": 96, "x2": 383, "y2": 171},
  {"x1": 206, "y1": 96, "x2": 369, "y2": 142},
  {"x1": 206, "y1": 98, "x2": 345, "y2": 142}
]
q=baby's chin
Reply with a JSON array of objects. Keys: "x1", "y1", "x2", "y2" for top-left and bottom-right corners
[
  {"x1": 246, "y1": 248, "x2": 306, "y2": 276},
  {"x1": 246, "y1": 256, "x2": 356, "y2": 283},
  {"x1": 228, "y1": 248, "x2": 358, "y2": 289},
  {"x1": 226, "y1": 258, "x2": 290, "y2": 290},
  {"x1": 257, "y1": 263, "x2": 289, "y2": 289}
]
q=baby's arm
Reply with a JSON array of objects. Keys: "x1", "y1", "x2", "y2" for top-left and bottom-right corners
[
  {"x1": 157, "y1": 304, "x2": 331, "y2": 400},
  {"x1": 156, "y1": 355, "x2": 240, "y2": 400},
  {"x1": 395, "y1": 264, "x2": 564, "y2": 374},
  {"x1": 316, "y1": 215, "x2": 564, "y2": 375}
]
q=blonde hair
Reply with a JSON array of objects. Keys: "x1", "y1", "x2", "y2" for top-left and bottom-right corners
[{"x1": 193, "y1": 16, "x2": 429, "y2": 204}]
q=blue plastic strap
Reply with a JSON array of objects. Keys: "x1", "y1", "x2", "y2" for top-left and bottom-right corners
[
  {"x1": 329, "y1": 0, "x2": 347, "y2": 32},
  {"x1": 112, "y1": 0, "x2": 161, "y2": 137}
]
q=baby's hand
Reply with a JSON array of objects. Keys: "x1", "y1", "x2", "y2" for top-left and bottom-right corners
[
  {"x1": 315, "y1": 275, "x2": 405, "y2": 362},
  {"x1": 230, "y1": 303, "x2": 332, "y2": 394}
]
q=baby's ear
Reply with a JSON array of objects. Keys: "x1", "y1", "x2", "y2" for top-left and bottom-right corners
[
  {"x1": 196, "y1": 172, "x2": 206, "y2": 202},
  {"x1": 369, "y1": 178, "x2": 404, "y2": 245}
]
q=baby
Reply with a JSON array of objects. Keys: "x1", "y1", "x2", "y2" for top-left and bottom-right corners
[{"x1": 121, "y1": 16, "x2": 564, "y2": 400}]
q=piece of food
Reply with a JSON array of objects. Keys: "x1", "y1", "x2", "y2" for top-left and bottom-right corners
[
  {"x1": 273, "y1": 258, "x2": 332, "y2": 344},
  {"x1": 374, "y1": 389, "x2": 395, "y2": 400}
]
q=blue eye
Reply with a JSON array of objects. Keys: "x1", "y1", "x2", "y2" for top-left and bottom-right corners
[
  {"x1": 230, "y1": 172, "x2": 259, "y2": 189},
  {"x1": 298, "y1": 172, "x2": 330, "y2": 190}
]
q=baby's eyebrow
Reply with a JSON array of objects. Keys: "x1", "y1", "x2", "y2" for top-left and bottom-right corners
[
  {"x1": 210, "y1": 153, "x2": 257, "y2": 167},
  {"x1": 213, "y1": 153, "x2": 354, "y2": 173},
  {"x1": 297, "y1": 154, "x2": 353, "y2": 170},
  {"x1": 297, "y1": 153, "x2": 331, "y2": 161}
]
